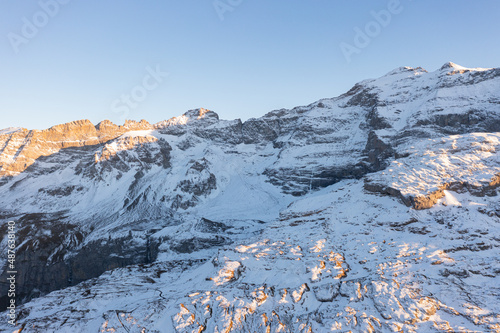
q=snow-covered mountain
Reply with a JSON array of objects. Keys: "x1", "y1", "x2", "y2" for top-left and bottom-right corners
[{"x1": 0, "y1": 62, "x2": 499, "y2": 332}]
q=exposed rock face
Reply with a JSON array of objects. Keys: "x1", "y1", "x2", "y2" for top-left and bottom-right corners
[
  {"x1": 0, "y1": 212, "x2": 159, "y2": 308},
  {"x1": 0, "y1": 119, "x2": 153, "y2": 177},
  {"x1": 364, "y1": 133, "x2": 500, "y2": 209},
  {"x1": 0, "y1": 63, "x2": 499, "y2": 332}
]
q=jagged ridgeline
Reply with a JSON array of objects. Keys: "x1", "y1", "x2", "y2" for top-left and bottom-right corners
[{"x1": 0, "y1": 62, "x2": 499, "y2": 332}]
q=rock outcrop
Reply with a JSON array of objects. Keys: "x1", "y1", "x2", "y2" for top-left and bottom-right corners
[{"x1": 0, "y1": 119, "x2": 153, "y2": 178}]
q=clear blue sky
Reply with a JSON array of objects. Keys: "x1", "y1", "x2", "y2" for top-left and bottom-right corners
[{"x1": 1, "y1": 0, "x2": 499, "y2": 130}]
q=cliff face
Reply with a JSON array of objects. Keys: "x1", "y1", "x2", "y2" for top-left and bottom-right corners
[
  {"x1": 0, "y1": 64, "x2": 499, "y2": 332},
  {"x1": 0, "y1": 119, "x2": 153, "y2": 178}
]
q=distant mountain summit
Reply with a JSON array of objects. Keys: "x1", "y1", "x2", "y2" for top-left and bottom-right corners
[{"x1": 1, "y1": 63, "x2": 499, "y2": 332}]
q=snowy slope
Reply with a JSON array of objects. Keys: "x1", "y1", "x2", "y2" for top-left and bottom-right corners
[{"x1": 3, "y1": 179, "x2": 498, "y2": 332}]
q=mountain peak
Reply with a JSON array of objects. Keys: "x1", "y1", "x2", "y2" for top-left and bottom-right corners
[
  {"x1": 440, "y1": 61, "x2": 467, "y2": 71},
  {"x1": 384, "y1": 66, "x2": 428, "y2": 77},
  {"x1": 123, "y1": 119, "x2": 152, "y2": 129},
  {"x1": 155, "y1": 108, "x2": 219, "y2": 129},
  {"x1": 438, "y1": 61, "x2": 493, "y2": 73},
  {"x1": 183, "y1": 108, "x2": 219, "y2": 120}
]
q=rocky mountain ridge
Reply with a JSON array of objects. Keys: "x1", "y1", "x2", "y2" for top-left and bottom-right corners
[{"x1": 0, "y1": 62, "x2": 499, "y2": 332}]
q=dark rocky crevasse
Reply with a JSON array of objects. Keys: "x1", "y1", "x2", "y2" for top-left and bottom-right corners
[
  {"x1": 363, "y1": 131, "x2": 395, "y2": 172},
  {"x1": 264, "y1": 164, "x2": 369, "y2": 196}
]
